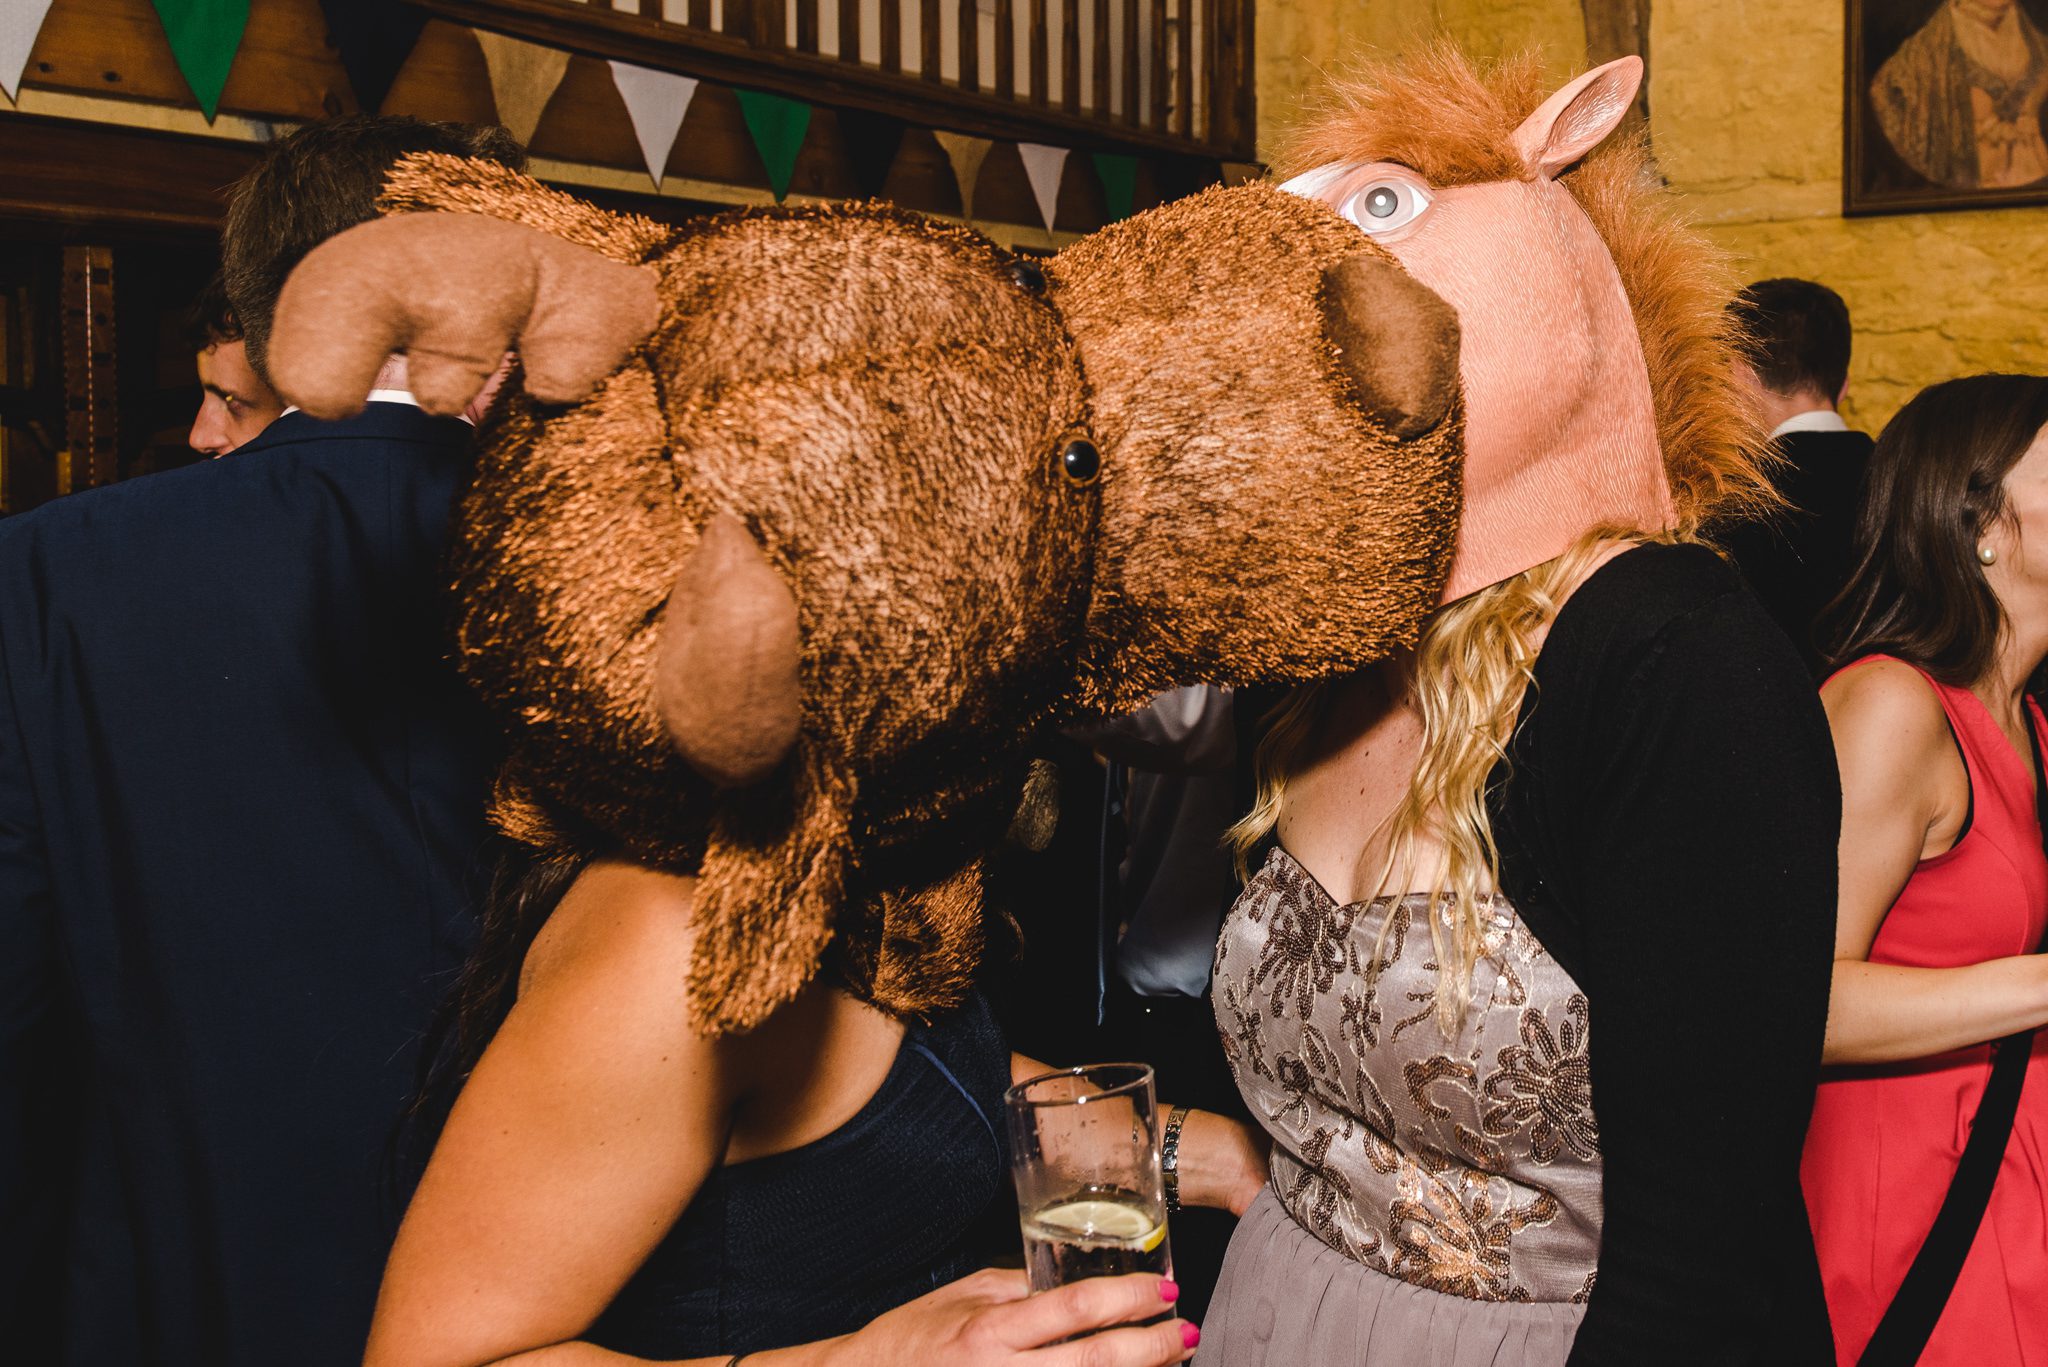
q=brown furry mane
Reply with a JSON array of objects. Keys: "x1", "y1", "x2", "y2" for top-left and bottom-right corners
[{"x1": 1279, "y1": 43, "x2": 1774, "y2": 531}]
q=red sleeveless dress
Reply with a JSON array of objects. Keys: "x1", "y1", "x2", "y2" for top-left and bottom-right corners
[{"x1": 1802, "y1": 657, "x2": 2048, "y2": 1366}]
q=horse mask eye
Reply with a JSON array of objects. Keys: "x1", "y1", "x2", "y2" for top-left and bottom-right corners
[{"x1": 1340, "y1": 180, "x2": 1433, "y2": 234}]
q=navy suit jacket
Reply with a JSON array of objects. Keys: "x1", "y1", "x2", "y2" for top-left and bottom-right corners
[
  {"x1": 1724, "y1": 426, "x2": 1875, "y2": 679},
  {"x1": 0, "y1": 405, "x2": 500, "y2": 1365}
]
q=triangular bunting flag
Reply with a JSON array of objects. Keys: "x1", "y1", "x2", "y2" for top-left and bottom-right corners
[
  {"x1": 1, "y1": 0, "x2": 55, "y2": 102},
  {"x1": 608, "y1": 61, "x2": 698, "y2": 187},
  {"x1": 734, "y1": 89, "x2": 812, "y2": 202},
  {"x1": 150, "y1": 0, "x2": 250, "y2": 120},
  {"x1": 474, "y1": 29, "x2": 570, "y2": 145},
  {"x1": 319, "y1": 0, "x2": 426, "y2": 114},
  {"x1": 1016, "y1": 143, "x2": 1070, "y2": 234},
  {"x1": 1092, "y1": 152, "x2": 1138, "y2": 223},
  {"x1": 838, "y1": 110, "x2": 906, "y2": 200},
  {"x1": 933, "y1": 131, "x2": 993, "y2": 222}
]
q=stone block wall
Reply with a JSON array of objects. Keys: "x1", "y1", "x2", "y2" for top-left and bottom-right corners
[{"x1": 1256, "y1": 0, "x2": 2047, "y2": 432}]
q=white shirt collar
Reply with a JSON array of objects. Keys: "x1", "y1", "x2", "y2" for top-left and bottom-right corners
[
  {"x1": 280, "y1": 390, "x2": 474, "y2": 426},
  {"x1": 1770, "y1": 408, "x2": 1850, "y2": 439}
]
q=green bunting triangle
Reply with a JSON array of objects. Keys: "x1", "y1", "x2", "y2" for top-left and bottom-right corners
[
  {"x1": 151, "y1": 0, "x2": 249, "y2": 120},
  {"x1": 734, "y1": 89, "x2": 812, "y2": 202},
  {"x1": 1091, "y1": 152, "x2": 1138, "y2": 223}
]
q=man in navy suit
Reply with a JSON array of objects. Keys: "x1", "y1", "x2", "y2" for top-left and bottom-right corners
[
  {"x1": 0, "y1": 116, "x2": 521, "y2": 1366},
  {"x1": 1722, "y1": 278, "x2": 1877, "y2": 678}
]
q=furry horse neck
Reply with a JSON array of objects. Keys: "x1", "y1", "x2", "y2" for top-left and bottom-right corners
[{"x1": 1282, "y1": 46, "x2": 1772, "y2": 601}]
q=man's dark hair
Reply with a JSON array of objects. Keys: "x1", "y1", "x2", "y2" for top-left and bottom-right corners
[
  {"x1": 185, "y1": 272, "x2": 241, "y2": 352},
  {"x1": 222, "y1": 116, "x2": 526, "y2": 385},
  {"x1": 1728, "y1": 277, "x2": 1853, "y2": 401}
]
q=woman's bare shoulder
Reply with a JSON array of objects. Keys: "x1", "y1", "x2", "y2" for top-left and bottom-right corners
[
  {"x1": 1822, "y1": 659, "x2": 1946, "y2": 734},
  {"x1": 518, "y1": 859, "x2": 701, "y2": 1001},
  {"x1": 1822, "y1": 659, "x2": 1958, "y2": 788}
]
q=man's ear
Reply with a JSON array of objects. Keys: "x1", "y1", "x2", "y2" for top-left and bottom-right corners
[
  {"x1": 1318, "y1": 250, "x2": 1462, "y2": 440},
  {"x1": 1511, "y1": 55, "x2": 1642, "y2": 181}
]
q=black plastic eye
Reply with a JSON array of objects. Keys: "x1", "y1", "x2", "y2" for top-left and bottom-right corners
[
  {"x1": 1060, "y1": 438, "x2": 1100, "y2": 485},
  {"x1": 1010, "y1": 260, "x2": 1047, "y2": 294}
]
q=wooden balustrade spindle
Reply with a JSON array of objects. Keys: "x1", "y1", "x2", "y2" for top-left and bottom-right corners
[
  {"x1": 1060, "y1": 0, "x2": 1079, "y2": 112},
  {"x1": 1149, "y1": 0, "x2": 1167, "y2": 128},
  {"x1": 921, "y1": 0, "x2": 941, "y2": 80},
  {"x1": 722, "y1": 0, "x2": 749, "y2": 37},
  {"x1": 797, "y1": 0, "x2": 819, "y2": 52},
  {"x1": 753, "y1": 0, "x2": 783, "y2": 50},
  {"x1": 1028, "y1": 0, "x2": 1048, "y2": 105},
  {"x1": 1174, "y1": 0, "x2": 1192, "y2": 135},
  {"x1": 995, "y1": 0, "x2": 1014, "y2": 97},
  {"x1": 1091, "y1": 0, "x2": 1109, "y2": 113},
  {"x1": 882, "y1": 0, "x2": 902, "y2": 71},
  {"x1": 1198, "y1": 0, "x2": 1216, "y2": 140},
  {"x1": 1231, "y1": 0, "x2": 1253, "y2": 155},
  {"x1": 839, "y1": 0, "x2": 860, "y2": 58},
  {"x1": 1121, "y1": 0, "x2": 1138, "y2": 124},
  {"x1": 688, "y1": 0, "x2": 710, "y2": 28},
  {"x1": 958, "y1": 0, "x2": 979, "y2": 91},
  {"x1": 1207, "y1": 0, "x2": 1232, "y2": 149}
]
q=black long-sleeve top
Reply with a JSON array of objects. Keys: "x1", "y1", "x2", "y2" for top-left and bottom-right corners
[{"x1": 1487, "y1": 542, "x2": 1839, "y2": 1365}]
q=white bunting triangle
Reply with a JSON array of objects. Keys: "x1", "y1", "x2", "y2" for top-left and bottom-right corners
[
  {"x1": 608, "y1": 61, "x2": 698, "y2": 187},
  {"x1": 1016, "y1": 143, "x2": 1070, "y2": 234},
  {"x1": 474, "y1": 29, "x2": 571, "y2": 145},
  {"x1": 1, "y1": 0, "x2": 56, "y2": 101}
]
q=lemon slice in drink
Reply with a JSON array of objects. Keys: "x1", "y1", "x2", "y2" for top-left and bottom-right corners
[{"x1": 1034, "y1": 1199, "x2": 1168, "y2": 1253}]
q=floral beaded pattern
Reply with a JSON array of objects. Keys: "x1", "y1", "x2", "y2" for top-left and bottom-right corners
[{"x1": 1213, "y1": 846, "x2": 1604, "y2": 1303}]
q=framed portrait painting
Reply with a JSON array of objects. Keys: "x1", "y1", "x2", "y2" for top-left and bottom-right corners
[{"x1": 1846, "y1": 0, "x2": 2048, "y2": 214}]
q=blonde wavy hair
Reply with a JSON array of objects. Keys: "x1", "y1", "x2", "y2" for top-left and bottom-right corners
[{"x1": 1228, "y1": 527, "x2": 1682, "y2": 1032}]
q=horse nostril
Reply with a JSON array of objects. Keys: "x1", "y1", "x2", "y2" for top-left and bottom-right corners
[
  {"x1": 1010, "y1": 260, "x2": 1047, "y2": 294},
  {"x1": 1060, "y1": 438, "x2": 1100, "y2": 484}
]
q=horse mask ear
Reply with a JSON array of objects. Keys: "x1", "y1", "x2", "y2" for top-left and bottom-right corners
[{"x1": 1512, "y1": 55, "x2": 1642, "y2": 181}]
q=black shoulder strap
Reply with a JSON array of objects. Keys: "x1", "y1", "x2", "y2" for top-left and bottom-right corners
[{"x1": 1859, "y1": 702, "x2": 2048, "y2": 1366}]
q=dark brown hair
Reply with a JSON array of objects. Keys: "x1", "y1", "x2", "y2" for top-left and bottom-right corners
[
  {"x1": 221, "y1": 116, "x2": 525, "y2": 384},
  {"x1": 1729, "y1": 278, "x2": 1853, "y2": 401},
  {"x1": 1823, "y1": 374, "x2": 2048, "y2": 685},
  {"x1": 185, "y1": 271, "x2": 241, "y2": 351}
]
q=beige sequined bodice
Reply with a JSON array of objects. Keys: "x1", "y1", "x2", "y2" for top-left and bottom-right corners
[{"x1": 1214, "y1": 845, "x2": 1604, "y2": 1304}]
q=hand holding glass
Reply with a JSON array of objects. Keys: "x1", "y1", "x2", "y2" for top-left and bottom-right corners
[{"x1": 1004, "y1": 1062, "x2": 1174, "y2": 1293}]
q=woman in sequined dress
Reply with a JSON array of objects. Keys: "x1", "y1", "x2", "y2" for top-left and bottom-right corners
[{"x1": 1195, "y1": 45, "x2": 1841, "y2": 1367}]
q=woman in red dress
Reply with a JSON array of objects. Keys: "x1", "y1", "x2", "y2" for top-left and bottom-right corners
[{"x1": 1804, "y1": 372, "x2": 2048, "y2": 1365}]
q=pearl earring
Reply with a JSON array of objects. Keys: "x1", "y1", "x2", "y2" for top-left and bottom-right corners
[{"x1": 1979, "y1": 544, "x2": 1999, "y2": 566}]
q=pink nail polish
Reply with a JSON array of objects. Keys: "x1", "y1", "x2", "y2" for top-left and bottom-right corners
[
  {"x1": 1159, "y1": 1279, "x2": 1181, "y2": 1302},
  {"x1": 1181, "y1": 1322, "x2": 1202, "y2": 1350}
]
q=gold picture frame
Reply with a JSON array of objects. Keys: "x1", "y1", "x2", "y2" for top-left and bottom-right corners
[{"x1": 1845, "y1": 0, "x2": 2048, "y2": 215}]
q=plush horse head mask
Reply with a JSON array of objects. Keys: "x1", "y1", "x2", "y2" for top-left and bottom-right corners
[
  {"x1": 269, "y1": 156, "x2": 1464, "y2": 1034},
  {"x1": 1282, "y1": 48, "x2": 1771, "y2": 600}
]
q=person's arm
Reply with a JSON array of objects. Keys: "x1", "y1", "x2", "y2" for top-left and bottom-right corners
[
  {"x1": 1010, "y1": 1054, "x2": 1266, "y2": 1218},
  {"x1": 1820, "y1": 660, "x2": 2048, "y2": 1062},
  {"x1": 0, "y1": 626, "x2": 68, "y2": 1347},
  {"x1": 1559, "y1": 594, "x2": 1838, "y2": 1365},
  {"x1": 1168, "y1": 1109, "x2": 1267, "y2": 1217},
  {"x1": 367, "y1": 867, "x2": 1198, "y2": 1367}
]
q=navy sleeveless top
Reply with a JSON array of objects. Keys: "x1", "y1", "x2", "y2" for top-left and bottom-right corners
[{"x1": 586, "y1": 994, "x2": 1011, "y2": 1357}]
